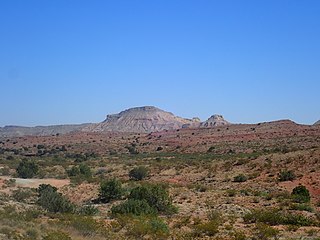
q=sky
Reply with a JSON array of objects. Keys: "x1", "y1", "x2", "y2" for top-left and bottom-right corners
[{"x1": 0, "y1": 0, "x2": 319, "y2": 126}]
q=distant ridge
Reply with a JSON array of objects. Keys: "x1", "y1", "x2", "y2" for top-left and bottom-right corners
[
  {"x1": 0, "y1": 124, "x2": 90, "y2": 138},
  {"x1": 315, "y1": 120, "x2": 320, "y2": 125}
]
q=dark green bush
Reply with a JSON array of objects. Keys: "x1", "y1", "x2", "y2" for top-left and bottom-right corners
[
  {"x1": 291, "y1": 185, "x2": 310, "y2": 203},
  {"x1": 233, "y1": 174, "x2": 248, "y2": 182},
  {"x1": 129, "y1": 166, "x2": 149, "y2": 181},
  {"x1": 16, "y1": 160, "x2": 39, "y2": 178},
  {"x1": 98, "y1": 179, "x2": 123, "y2": 203},
  {"x1": 37, "y1": 184, "x2": 74, "y2": 213},
  {"x1": 278, "y1": 170, "x2": 296, "y2": 181},
  {"x1": 111, "y1": 199, "x2": 157, "y2": 216},
  {"x1": 129, "y1": 183, "x2": 177, "y2": 214}
]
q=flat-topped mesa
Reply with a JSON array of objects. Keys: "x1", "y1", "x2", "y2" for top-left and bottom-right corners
[
  {"x1": 84, "y1": 106, "x2": 198, "y2": 133},
  {"x1": 200, "y1": 114, "x2": 230, "y2": 128}
]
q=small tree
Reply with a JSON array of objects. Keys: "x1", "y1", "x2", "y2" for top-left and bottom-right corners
[
  {"x1": 292, "y1": 185, "x2": 310, "y2": 203},
  {"x1": 16, "y1": 160, "x2": 39, "y2": 178},
  {"x1": 129, "y1": 166, "x2": 149, "y2": 181},
  {"x1": 98, "y1": 179, "x2": 123, "y2": 203}
]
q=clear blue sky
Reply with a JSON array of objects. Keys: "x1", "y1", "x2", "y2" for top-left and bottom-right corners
[{"x1": 1, "y1": 0, "x2": 319, "y2": 126}]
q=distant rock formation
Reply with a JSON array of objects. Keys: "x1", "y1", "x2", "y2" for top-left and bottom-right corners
[
  {"x1": 314, "y1": 120, "x2": 320, "y2": 125},
  {"x1": 0, "y1": 124, "x2": 90, "y2": 138},
  {"x1": 200, "y1": 114, "x2": 230, "y2": 128},
  {"x1": 82, "y1": 106, "x2": 200, "y2": 133},
  {"x1": 0, "y1": 106, "x2": 232, "y2": 137}
]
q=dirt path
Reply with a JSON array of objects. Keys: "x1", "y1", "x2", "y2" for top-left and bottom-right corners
[{"x1": 0, "y1": 176, "x2": 70, "y2": 189}]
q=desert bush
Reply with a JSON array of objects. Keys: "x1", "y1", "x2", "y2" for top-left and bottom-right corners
[
  {"x1": 278, "y1": 170, "x2": 296, "y2": 181},
  {"x1": 0, "y1": 166, "x2": 10, "y2": 176},
  {"x1": 66, "y1": 165, "x2": 80, "y2": 176},
  {"x1": 24, "y1": 228, "x2": 39, "y2": 240},
  {"x1": 226, "y1": 189, "x2": 237, "y2": 197},
  {"x1": 193, "y1": 219, "x2": 220, "y2": 237},
  {"x1": 129, "y1": 183, "x2": 177, "y2": 214},
  {"x1": 78, "y1": 205, "x2": 99, "y2": 215},
  {"x1": 12, "y1": 188, "x2": 34, "y2": 203},
  {"x1": 68, "y1": 216, "x2": 104, "y2": 237},
  {"x1": 67, "y1": 163, "x2": 92, "y2": 179},
  {"x1": 244, "y1": 209, "x2": 316, "y2": 226},
  {"x1": 129, "y1": 166, "x2": 149, "y2": 181},
  {"x1": 79, "y1": 163, "x2": 92, "y2": 178},
  {"x1": 43, "y1": 230, "x2": 72, "y2": 240},
  {"x1": 254, "y1": 223, "x2": 279, "y2": 240},
  {"x1": 291, "y1": 185, "x2": 310, "y2": 203},
  {"x1": 98, "y1": 178, "x2": 123, "y2": 203},
  {"x1": 233, "y1": 174, "x2": 248, "y2": 182},
  {"x1": 111, "y1": 199, "x2": 157, "y2": 216},
  {"x1": 290, "y1": 203, "x2": 313, "y2": 212},
  {"x1": 37, "y1": 184, "x2": 74, "y2": 213},
  {"x1": 126, "y1": 216, "x2": 169, "y2": 239},
  {"x1": 16, "y1": 160, "x2": 39, "y2": 178}
]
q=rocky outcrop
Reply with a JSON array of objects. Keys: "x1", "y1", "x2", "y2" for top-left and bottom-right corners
[
  {"x1": 314, "y1": 120, "x2": 320, "y2": 125},
  {"x1": 200, "y1": 114, "x2": 230, "y2": 128},
  {"x1": 82, "y1": 106, "x2": 200, "y2": 133}
]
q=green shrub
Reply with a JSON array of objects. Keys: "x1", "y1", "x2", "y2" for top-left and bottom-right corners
[
  {"x1": 111, "y1": 199, "x2": 157, "y2": 216},
  {"x1": 129, "y1": 183, "x2": 177, "y2": 214},
  {"x1": 16, "y1": 160, "x2": 39, "y2": 178},
  {"x1": 98, "y1": 179, "x2": 123, "y2": 203},
  {"x1": 278, "y1": 170, "x2": 296, "y2": 181},
  {"x1": 291, "y1": 185, "x2": 310, "y2": 203},
  {"x1": 37, "y1": 184, "x2": 74, "y2": 213},
  {"x1": 233, "y1": 174, "x2": 248, "y2": 182},
  {"x1": 129, "y1": 166, "x2": 149, "y2": 181}
]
